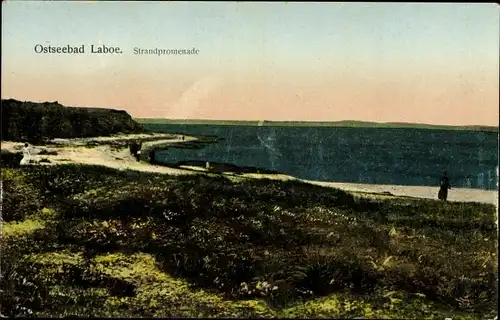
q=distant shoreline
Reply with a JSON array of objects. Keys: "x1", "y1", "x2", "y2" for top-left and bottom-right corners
[{"x1": 136, "y1": 118, "x2": 499, "y2": 132}]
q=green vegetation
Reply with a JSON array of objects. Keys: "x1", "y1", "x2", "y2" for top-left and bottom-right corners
[
  {"x1": 1, "y1": 99, "x2": 143, "y2": 143},
  {"x1": 1, "y1": 164, "x2": 497, "y2": 318},
  {"x1": 136, "y1": 118, "x2": 499, "y2": 132}
]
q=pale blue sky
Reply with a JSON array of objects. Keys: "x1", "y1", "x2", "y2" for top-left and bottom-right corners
[
  {"x1": 3, "y1": 2, "x2": 498, "y2": 71},
  {"x1": 2, "y1": 2, "x2": 498, "y2": 124}
]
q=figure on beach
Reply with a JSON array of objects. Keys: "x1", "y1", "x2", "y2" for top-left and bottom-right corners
[
  {"x1": 497, "y1": 166, "x2": 499, "y2": 189},
  {"x1": 149, "y1": 149, "x2": 157, "y2": 165},
  {"x1": 129, "y1": 141, "x2": 142, "y2": 162},
  {"x1": 438, "y1": 171, "x2": 451, "y2": 201},
  {"x1": 136, "y1": 141, "x2": 142, "y2": 161},
  {"x1": 19, "y1": 142, "x2": 31, "y2": 166}
]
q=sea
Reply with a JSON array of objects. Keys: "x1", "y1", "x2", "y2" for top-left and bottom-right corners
[{"x1": 142, "y1": 124, "x2": 499, "y2": 190}]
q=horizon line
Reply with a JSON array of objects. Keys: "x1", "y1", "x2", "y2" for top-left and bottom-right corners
[
  {"x1": 2, "y1": 98, "x2": 498, "y2": 129},
  {"x1": 135, "y1": 118, "x2": 499, "y2": 129}
]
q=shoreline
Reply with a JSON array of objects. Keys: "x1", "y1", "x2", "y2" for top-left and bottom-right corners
[
  {"x1": 1, "y1": 133, "x2": 498, "y2": 205},
  {"x1": 302, "y1": 180, "x2": 498, "y2": 204},
  {"x1": 1, "y1": 133, "x2": 200, "y2": 176}
]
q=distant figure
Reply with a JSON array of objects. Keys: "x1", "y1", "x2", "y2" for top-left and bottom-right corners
[
  {"x1": 136, "y1": 141, "x2": 142, "y2": 162},
  {"x1": 182, "y1": 135, "x2": 185, "y2": 141},
  {"x1": 129, "y1": 141, "x2": 142, "y2": 161},
  {"x1": 438, "y1": 171, "x2": 451, "y2": 201},
  {"x1": 20, "y1": 143, "x2": 31, "y2": 166},
  {"x1": 206, "y1": 161, "x2": 210, "y2": 170},
  {"x1": 149, "y1": 149, "x2": 157, "y2": 165},
  {"x1": 129, "y1": 141, "x2": 138, "y2": 156},
  {"x1": 496, "y1": 166, "x2": 499, "y2": 189}
]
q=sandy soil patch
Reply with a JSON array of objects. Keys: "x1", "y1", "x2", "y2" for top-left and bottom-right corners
[{"x1": 1, "y1": 133, "x2": 197, "y2": 176}]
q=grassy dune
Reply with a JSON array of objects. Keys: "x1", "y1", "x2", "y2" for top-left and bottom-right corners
[{"x1": 1, "y1": 164, "x2": 498, "y2": 318}]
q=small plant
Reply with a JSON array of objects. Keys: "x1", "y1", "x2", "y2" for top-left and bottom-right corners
[{"x1": 369, "y1": 255, "x2": 395, "y2": 272}]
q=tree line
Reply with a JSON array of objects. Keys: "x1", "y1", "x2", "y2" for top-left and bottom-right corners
[{"x1": 1, "y1": 99, "x2": 144, "y2": 143}]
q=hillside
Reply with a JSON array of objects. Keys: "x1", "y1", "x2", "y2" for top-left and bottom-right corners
[
  {"x1": 1, "y1": 99, "x2": 144, "y2": 143},
  {"x1": 1, "y1": 163, "x2": 497, "y2": 318},
  {"x1": 136, "y1": 118, "x2": 499, "y2": 132}
]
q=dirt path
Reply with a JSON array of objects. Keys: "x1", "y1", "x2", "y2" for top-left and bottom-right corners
[
  {"x1": 1, "y1": 133, "x2": 498, "y2": 205},
  {"x1": 1, "y1": 133, "x2": 198, "y2": 176}
]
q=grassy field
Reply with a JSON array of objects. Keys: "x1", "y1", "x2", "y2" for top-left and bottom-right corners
[
  {"x1": 1, "y1": 164, "x2": 498, "y2": 318},
  {"x1": 135, "y1": 118, "x2": 499, "y2": 132}
]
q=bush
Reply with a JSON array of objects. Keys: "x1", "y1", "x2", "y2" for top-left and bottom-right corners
[
  {"x1": 1, "y1": 169, "x2": 43, "y2": 221},
  {"x1": 0, "y1": 150, "x2": 23, "y2": 168},
  {"x1": 38, "y1": 149, "x2": 58, "y2": 156}
]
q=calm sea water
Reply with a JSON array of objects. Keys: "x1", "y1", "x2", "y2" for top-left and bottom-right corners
[{"x1": 143, "y1": 124, "x2": 499, "y2": 190}]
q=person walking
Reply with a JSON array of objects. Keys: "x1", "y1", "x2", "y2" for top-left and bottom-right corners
[
  {"x1": 129, "y1": 141, "x2": 143, "y2": 161},
  {"x1": 149, "y1": 149, "x2": 157, "y2": 165},
  {"x1": 135, "y1": 141, "x2": 142, "y2": 162},
  {"x1": 19, "y1": 142, "x2": 32, "y2": 166},
  {"x1": 438, "y1": 171, "x2": 451, "y2": 201},
  {"x1": 129, "y1": 141, "x2": 138, "y2": 157}
]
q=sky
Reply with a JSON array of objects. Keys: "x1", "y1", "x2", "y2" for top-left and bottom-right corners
[{"x1": 1, "y1": 1, "x2": 499, "y2": 126}]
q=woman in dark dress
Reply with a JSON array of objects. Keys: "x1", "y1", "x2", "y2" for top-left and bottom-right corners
[
  {"x1": 438, "y1": 171, "x2": 451, "y2": 201},
  {"x1": 149, "y1": 149, "x2": 157, "y2": 165}
]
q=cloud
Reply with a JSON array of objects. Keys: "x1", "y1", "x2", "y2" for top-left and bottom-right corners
[{"x1": 166, "y1": 75, "x2": 224, "y2": 119}]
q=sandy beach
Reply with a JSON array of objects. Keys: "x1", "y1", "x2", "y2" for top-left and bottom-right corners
[
  {"x1": 2, "y1": 133, "x2": 498, "y2": 205},
  {"x1": 1, "y1": 133, "x2": 198, "y2": 176},
  {"x1": 304, "y1": 180, "x2": 498, "y2": 205}
]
